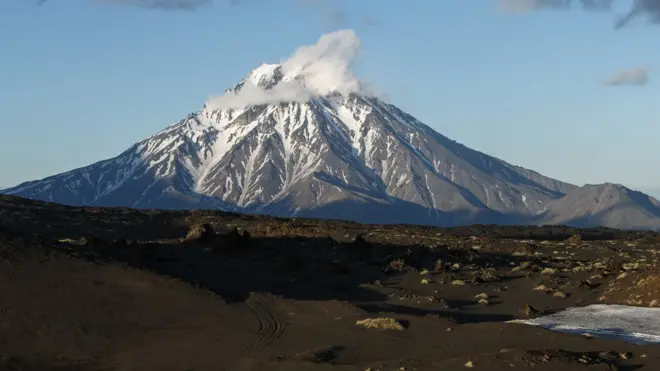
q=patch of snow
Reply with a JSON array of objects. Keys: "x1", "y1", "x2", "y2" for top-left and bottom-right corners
[
  {"x1": 482, "y1": 185, "x2": 490, "y2": 205},
  {"x1": 247, "y1": 63, "x2": 280, "y2": 86},
  {"x1": 521, "y1": 193, "x2": 529, "y2": 208},
  {"x1": 508, "y1": 304, "x2": 660, "y2": 344},
  {"x1": 334, "y1": 104, "x2": 364, "y2": 152}
]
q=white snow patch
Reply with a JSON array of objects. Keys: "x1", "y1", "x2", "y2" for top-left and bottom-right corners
[
  {"x1": 482, "y1": 185, "x2": 490, "y2": 205},
  {"x1": 496, "y1": 188, "x2": 505, "y2": 204},
  {"x1": 509, "y1": 304, "x2": 660, "y2": 344},
  {"x1": 520, "y1": 193, "x2": 531, "y2": 209},
  {"x1": 247, "y1": 63, "x2": 280, "y2": 86},
  {"x1": 334, "y1": 104, "x2": 364, "y2": 150}
]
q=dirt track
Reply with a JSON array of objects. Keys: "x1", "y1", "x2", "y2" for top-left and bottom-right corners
[{"x1": 1, "y1": 195, "x2": 660, "y2": 370}]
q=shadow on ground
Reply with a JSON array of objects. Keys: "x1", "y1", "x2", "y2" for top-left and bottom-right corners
[{"x1": 52, "y1": 225, "x2": 536, "y2": 324}]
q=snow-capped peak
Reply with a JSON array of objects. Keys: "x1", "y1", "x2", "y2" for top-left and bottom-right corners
[
  {"x1": 3, "y1": 30, "x2": 658, "y2": 231},
  {"x1": 2, "y1": 70, "x2": 577, "y2": 225},
  {"x1": 1, "y1": 21, "x2": 578, "y2": 220},
  {"x1": 245, "y1": 63, "x2": 283, "y2": 89},
  {"x1": 206, "y1": 29, "x2": 376, "y2": 111}
]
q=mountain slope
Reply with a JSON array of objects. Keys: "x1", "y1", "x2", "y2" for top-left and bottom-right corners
[
  {"x1": 7, "y1": 62, "x2": 643, "y2": 228},
  {"x1": 539, "y1": 183, "x2": 660, "y2": 231},
  {"x1": 638, "y1": 187, "x2": 660, "y2": 201}
]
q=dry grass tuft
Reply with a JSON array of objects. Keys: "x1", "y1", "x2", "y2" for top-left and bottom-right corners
[
  {"x1": 534, "y1": 284, "x2": 549, "y2": 292},
  {"x1": 356, "y1": 317, "x2": 405, "y2": 331}
]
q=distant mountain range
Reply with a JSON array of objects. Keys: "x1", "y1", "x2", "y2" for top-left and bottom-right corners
[
  {"x1": 541, "y1": 183, "x2": 660, "y2": 231},
  {"x1": 4, "y1": 63, "x2": 660, "y2": 231},
  {"x1": 638, "y1": 188, "x2": 660, "y2": 200}
]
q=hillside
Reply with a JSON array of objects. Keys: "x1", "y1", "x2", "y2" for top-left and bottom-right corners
[
  {"x1": 540, "y1": 183, "x2": 660, "y2": 230},
  {"x1": 1, "y1": 194, "x2": 660, "y2": 370},
  {"x1": 3, "y1": 63, "x2": 581, "y2": 227}
]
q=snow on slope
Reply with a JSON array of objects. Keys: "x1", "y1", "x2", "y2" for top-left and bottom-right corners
[
  {"x1": 9, "y1": 27, "x2": 660, "y2": 228},
  {"x1": 2, "y1": 63, "x2": 576, "y2": 225}
]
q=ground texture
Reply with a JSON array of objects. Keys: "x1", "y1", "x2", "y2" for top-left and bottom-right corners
[{"x1": 1, "y1": 195, "x2": 660, "y2": 370}]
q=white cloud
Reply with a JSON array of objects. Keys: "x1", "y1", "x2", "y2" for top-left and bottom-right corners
[
  {"x1": 206, "y1": 29, "x2": 380, "y2": 110},
  {"x1": 497, "y1": 0, "x2": 572, "y2": 13},
  {"x1": 605, "y1": 67, "x2": 649, "y2": 86},
  {"x1": 97, "y1": 0, "x2": 212, "y2": 9},
  {"x1": 496, "y1": 0, "x2": 660, "y2": 28}
]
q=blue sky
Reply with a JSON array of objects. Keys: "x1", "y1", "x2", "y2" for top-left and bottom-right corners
[{"x1": 1, "y1": 0, "x2": 658, "y2": 191}]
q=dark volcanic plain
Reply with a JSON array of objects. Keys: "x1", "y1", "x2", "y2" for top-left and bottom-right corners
[{"x1": 2, "y1": 195, "x2": 660, "y2": 370}]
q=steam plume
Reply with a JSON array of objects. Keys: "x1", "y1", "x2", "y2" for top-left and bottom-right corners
[{"x1": 206, "y1": 29, "x2": 379, "y2": 110}]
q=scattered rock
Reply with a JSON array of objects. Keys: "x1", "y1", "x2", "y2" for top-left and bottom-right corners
[
  {"x1": 354, "y1": 234, "x2": 370, "y2": 249},
  {"x1": 566, "y1": 234, "x2": 582, "y2": 245},
  {"x1": 477, "y1": 268, "x2": 499, "y2": 282},
  {"x1": 185, "y1": 223, "x2": 215, "y2": 242},
  {"x1": 295, "y1": 346, "x2": 345, "y2": 363},
  {"x1": 384, "y1": 259, "x2": 409, "y2": 274},
  {"x1": 578, "y1": 280, "x2": 597, "y2": 290},
  {"x1": 433, "y1": 258, "x2": 444, "y2": 272},
  {"x1": 524, "y1": 304, "x2": 540, "y2": 317},
  {"x1": 512, "y1": 261, "x2": 531, "y2": 272},
  {"x1": 534, "y1": 284, "x2": 549, "y2": 292},
  {"x1": 552, "y1": 290, "x2": 567, "y2": 299},
  {"x1": 603, "y1": 256, "x2": 623, "y2": 273}
]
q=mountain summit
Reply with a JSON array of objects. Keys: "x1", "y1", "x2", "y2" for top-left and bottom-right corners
[
  {"x1": 4, "y1": 29, "x2": 660, "y2": 230},
  {"x1": 4, "y1": 61, "x2": 579, "y2": 226},
  {"x1": 541, "y1": 183, "x2": 660, "y2": 230}
]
